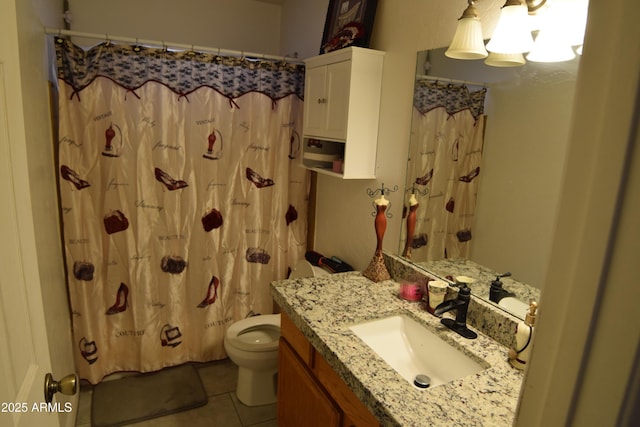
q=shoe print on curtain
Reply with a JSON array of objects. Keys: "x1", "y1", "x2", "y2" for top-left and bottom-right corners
[
  {"x1": 55, "y1": 37, "x2": 308, "y2": 383},
  {"x1": 155, "y1": 168, "x2": 189, "y2": 191},
  {"x1": 197, "y1": 275, "x2": 220, "y2": 308},
  {"x1": 246, "y1": 167, "x2": 274, "y2": 188},
  {"x1": 60, "y1": 165, "x2": 91, "y2": 190},
  {"x1": 106, "y1": 283, "x2": 129, "y2": 315}
]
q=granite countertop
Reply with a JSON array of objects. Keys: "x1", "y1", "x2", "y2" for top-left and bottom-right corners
[{"x1": 271, "y1": 272, "x2": 524, "y2": 427}]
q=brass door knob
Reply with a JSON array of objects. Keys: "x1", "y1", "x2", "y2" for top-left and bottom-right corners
[{"x1": 44, "y1": 372, "x2": 78, "y2": 403}]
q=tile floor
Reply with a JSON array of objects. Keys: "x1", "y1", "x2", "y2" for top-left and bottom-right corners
[{"x1": 75, "y1": 358, "x2": 278, "y2": 427}]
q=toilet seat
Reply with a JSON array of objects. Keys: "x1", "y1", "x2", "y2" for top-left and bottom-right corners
[{"x1": 225, "y1": 314, "x2": 281, "y2": 352}]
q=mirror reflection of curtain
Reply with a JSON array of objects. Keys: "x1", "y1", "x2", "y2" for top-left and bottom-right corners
[
  {"x1": 404, "y1": 81, "x2": 487, "y2": 262},
  {"x1": 54, "y1": 38, "x2": 308, "y2": 384}
]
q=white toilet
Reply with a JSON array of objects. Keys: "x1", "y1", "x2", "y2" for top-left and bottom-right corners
[{"x1": 224, "y1": 259, "x2": 328, "y2": 406}]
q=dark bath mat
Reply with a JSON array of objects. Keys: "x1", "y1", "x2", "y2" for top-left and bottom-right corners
[{"x1": 91, "y1": 364, "x2": 207, "y2": 426}]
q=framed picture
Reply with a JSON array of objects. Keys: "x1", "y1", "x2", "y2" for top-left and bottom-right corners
[{"x1": 320, "y1": 0, "x2": 378, "y2": 55}]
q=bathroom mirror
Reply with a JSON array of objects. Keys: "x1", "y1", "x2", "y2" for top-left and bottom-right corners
[{"x1": 399, "y1": 46, "x2": 583, "y2": 318}]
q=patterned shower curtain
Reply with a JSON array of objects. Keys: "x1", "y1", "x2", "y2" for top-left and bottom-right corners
[
  {"x1": 403, "y1": 80, "x2": 487, "y2": 262},
  {"x1": 54, "y1": 37, "x2": 309, "y2": 383}
]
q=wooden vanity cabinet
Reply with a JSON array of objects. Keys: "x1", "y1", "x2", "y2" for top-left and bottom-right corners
[
  {"x1": 277, "y1": 312, "x2": 380, "y2": 427},
  {"x1": 278, "y1": 340, "x2": 341, "y2": 426},
  {"x1": 302, "y1": 47, "x2": 384, "y2": 179}
]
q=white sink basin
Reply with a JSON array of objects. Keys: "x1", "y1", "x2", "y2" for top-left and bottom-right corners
[{"x1": 349, "y1": 314, "x2": 485, "y2": 389}]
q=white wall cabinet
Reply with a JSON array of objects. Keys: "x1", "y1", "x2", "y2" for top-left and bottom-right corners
[{"x1": 302, "y1": 47, "x2": 384, "y2": 179}]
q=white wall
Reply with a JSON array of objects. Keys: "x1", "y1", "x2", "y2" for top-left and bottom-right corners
[
  {"x1": 68, "y1": 0, "x2": 282, "y2": 54},
  {"x1": 280, "y1": 0, "x2": 329, "y2": 59}
]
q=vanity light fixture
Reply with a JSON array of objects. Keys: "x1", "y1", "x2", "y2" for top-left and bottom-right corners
[
  {"x1": 445, "y1": 0, "x2": 588, "y2": 66},
  {"x1": 445, "y1": 0, "x2": 488, "y2": 60},
  {"x1": 486, "y1": 0, "x2": 535, "y2": 54}
]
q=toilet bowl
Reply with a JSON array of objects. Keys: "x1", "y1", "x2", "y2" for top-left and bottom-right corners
[{"x1": 223, "y1": 260, "x2": 328, "y2": 406}]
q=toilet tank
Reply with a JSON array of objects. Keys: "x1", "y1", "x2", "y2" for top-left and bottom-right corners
[{"x1": 289, "y1": 260, "x2": 329, "y2": 279}]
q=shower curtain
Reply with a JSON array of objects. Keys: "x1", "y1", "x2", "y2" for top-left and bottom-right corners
[
  {"x1": 404, "y1": 80, "x2": 487, "y2": 261},
  {"x1": 54, "y1": 37, "x2": 309, "y2": 383}
]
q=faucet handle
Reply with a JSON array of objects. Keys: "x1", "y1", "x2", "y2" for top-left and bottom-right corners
[{"x1": 457, "y1": 283, "x2": 471, "y2": 297}]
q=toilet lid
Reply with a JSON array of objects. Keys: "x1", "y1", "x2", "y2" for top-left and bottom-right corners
[{"x1": 289, "y1": 260, "x2": 328, "y2": 279}]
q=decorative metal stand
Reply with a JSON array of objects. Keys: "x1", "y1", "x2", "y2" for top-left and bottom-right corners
[
  {"x1": 362, "y1": 183, "x2": 398, "y2": 282},
  {"x1": 402, "y1": 186, "x2": 428, "y2": 259}
]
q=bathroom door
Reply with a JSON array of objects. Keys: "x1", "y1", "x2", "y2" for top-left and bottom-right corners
[{"x1": 0, "y1": 2, "x2": 63, "y2": 426}]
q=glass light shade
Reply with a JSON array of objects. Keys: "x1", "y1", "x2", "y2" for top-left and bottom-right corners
[
  {"x1": 526, "y1": 0, "x2": 576, "y2": 63},
  {"x1": 446, "y1": 17, "x2": 488, "y2": 59},
  {"x1": 527, "y1": 29, "x2": 576, "y2": 62},
  {"x1": 484, "y1": 51, "x2": 526, "y2": 67},
  {"x1": 486, "y1": 2, "x2": 535, "y2": 54}
]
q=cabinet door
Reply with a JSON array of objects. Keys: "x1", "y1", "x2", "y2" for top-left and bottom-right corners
[
  {"x1": 314, "y1": 351, "x2": 380, "y2": 427},
  {"x1": 323, "y1": 60, "x2": 351, "y2": 141},
  {"x1": 303, "y1": 65, "x2": 328, "y2": 137},
  {"x1": 278, "y1": 338, "x2": 341, "y2": 427}
]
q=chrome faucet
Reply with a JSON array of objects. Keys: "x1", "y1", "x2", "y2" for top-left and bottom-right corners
[{"x1": 433, "y1": 284, "x2": 477, "y2": 339}]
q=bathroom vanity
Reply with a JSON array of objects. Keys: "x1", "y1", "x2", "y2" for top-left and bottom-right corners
[{"x1": 271, "y1": 271, "x2": 524, "y2": 426}]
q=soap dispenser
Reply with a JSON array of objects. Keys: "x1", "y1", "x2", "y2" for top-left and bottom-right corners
[{"x1": 508, "y1": 301, "x2": 538, "y2": 370}]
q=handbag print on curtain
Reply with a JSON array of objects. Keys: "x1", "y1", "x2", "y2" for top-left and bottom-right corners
[{"x1": 55, "y1": 37, "x2": 309, "y2": 383}]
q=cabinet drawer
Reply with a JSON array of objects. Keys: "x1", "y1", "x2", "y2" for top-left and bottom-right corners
[{"x1": 281, "y1": 312, "x2": 313, "y2": 366}]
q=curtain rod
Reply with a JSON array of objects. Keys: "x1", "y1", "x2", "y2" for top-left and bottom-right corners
[
  {"x1": 416, "y1": 74, "x2": 488, "y2": 88},
  {"x1": 44, "y1": 27, "x2": 304, "y2": 64}
]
